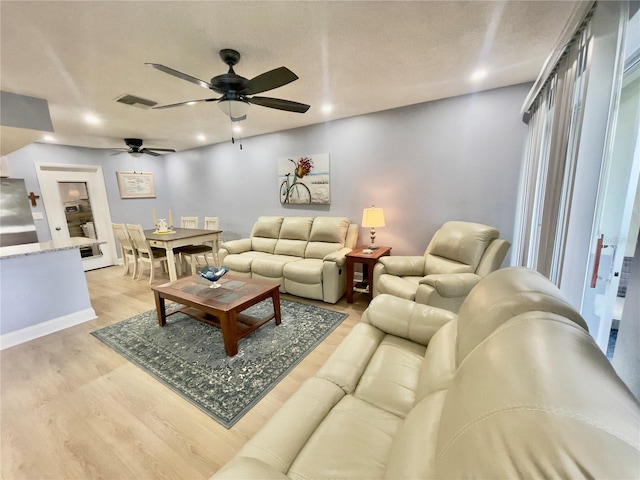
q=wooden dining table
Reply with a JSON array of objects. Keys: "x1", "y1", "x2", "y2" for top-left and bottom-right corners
[{"x1": 144, "y1": 227, "x2": 222, "y2": 282}]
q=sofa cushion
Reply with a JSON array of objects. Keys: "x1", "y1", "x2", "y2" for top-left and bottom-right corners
[
  {"x1": 251, "y1": 236, "x2": 278, "y2": 254},
  {"x1": 376, "y1": 274, "x2": 422, "y2": 300},
  {"x1": 251, "y1": 216, "x2": 284, "y2": 238},
  {"x1": 279, "y1": 217, "x2": 313, "y2": 240},
  {"x1": 222, "y1": 251, "x2": 272, "y2": 273},
  {"x1": 425, "y1": 221, "x2": 499, "y2": 273},
  {"x1": 304, "y1": 217, "x2": 349, "y2": 259},
  {"x1": 251, "y1": 255, "x2": 301, "y2": 278},
  {"x1": 309, "y1": 217, "x2": 350, "y2": 243},
  {"x1": 283, "y1": 258, "x2": 323, "y2": 284},
  {"x1": 283, "y1": 280, "x2": 324, "y2": 301},
  {"x1": 251, "y1": 216, "x2": 284, "y2": 254},
  {"x1": 424, "y1": 255, "x2": 475, "y2": 275},
  {"x1": 274, "y1": 217, "x2": 313, "y2": 257},
  {"x1": 305, "y1": 241, "x2": 344, "y2": 259},
  {"x1": 288, "y1": 395, "x2": 403, "y2": 479},
  {"x1": 354, "y1": 335, "x2": 425, "y2": 418},
  {"x1": 274, "y1": 239, "x2": 308, "y2": 257}
]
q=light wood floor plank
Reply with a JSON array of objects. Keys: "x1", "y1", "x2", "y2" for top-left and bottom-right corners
[{"x1": 1, "y1": 265, "x2": 368, "y2": 479}]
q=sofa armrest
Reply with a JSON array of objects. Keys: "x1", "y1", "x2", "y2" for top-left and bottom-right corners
[
  {"x1": 323, "y1": 247, "x2": 352, "y2": 267},
  {"x1": 419, "y1": 273, "x2": 482, "y2": 298},
  {"x1": 212, "y1": 377, "x2": 344, "y2": 479},
  {"x1": 220, "y1": 238, "x2": 252, "y2": 254},
  {"x1": 377, "y1": 256, "x2": 426, "y2": 276},
  {"x1": 361, "y1": 294, "x2": 457, "y2": 346}
]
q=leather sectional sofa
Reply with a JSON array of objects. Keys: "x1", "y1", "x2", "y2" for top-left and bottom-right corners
[
  {"x1": 213, "y1": 267, "x2": 640, "y2": 479},
  {"x1": 218, "y1": 216, "x2": 358, "y2": 304}
]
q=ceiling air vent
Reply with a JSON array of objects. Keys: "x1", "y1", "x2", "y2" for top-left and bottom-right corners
[{"x1": 114, "y1": 94, "x2": 157, "y2": 109}]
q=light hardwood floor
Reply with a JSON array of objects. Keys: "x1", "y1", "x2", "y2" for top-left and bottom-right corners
[{"x1": 1, "y1": 264, "x2": 369, "y2": 479}]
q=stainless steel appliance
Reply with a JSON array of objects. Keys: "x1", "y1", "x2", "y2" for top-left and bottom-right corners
[{"x1": 0, "y1": 178, "x2": 38, "y2": 246}]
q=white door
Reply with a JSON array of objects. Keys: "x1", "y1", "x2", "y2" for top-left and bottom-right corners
[
  {"x1": 580, "y1": 65, "x2": 640, "y2": 352},
  {"x1": 35, "y1": 162, "x2": 117, "y2": 271}
]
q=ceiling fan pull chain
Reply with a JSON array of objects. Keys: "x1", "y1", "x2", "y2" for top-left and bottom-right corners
[{"x1": 229, "y1": 117, "x2": 243, "y2": 150}]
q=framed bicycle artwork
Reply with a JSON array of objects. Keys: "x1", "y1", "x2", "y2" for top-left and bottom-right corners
[
  {"x1": 116, "y1": 171, "x2": 156, "y2": 199},
  {"x1": 277, "y1": 153, "x2": 330, "y2": 205}
]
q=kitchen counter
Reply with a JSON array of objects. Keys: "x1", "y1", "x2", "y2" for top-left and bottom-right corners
[{"x1": 0, "y1": 237, "x2": 101, "y2": 260}]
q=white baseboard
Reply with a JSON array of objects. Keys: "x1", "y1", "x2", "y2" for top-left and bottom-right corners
[{"x1": 0, "y1": 308, "x2": 97, "y2": 350}]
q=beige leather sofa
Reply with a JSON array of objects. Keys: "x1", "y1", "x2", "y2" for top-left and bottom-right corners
[
  {"x1": 373, "y1": 221, "x2": 510, "y2": 312},
  {"x1": 218, "y1": 216, "x2": 358, "y2": 304},
  {"x1": 213, "y1": 267, "x2": 640, "y2": 479}
]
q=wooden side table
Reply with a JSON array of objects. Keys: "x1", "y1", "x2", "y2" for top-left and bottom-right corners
[{"x1": 345, "y1": 246, "x2": 391, "y2": 303}]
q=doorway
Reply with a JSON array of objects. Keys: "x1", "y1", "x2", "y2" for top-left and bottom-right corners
[
  {"x1": 580, "y1": 52, "x2": 640, "y2": 353},
  {"x1": 35, "y1": 162, "x2": 117, "y2": 271},
  {"x1": 59, "y1": 181, "x2": 100, "y2": 258}
]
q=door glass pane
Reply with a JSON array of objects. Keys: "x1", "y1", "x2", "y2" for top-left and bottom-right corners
[
  {"x1": 58, "y1": 181, "x2": 101, "y2": 258},
  {"x1": 580, "y1": 69, "x2": 640, "y2": 353}
]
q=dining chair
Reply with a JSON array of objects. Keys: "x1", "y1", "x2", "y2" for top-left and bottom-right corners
[
  {"x1": 174, "y1": 216, "x2": 213, "y2": 275},
  {"x1": 203, "y1": 216, "x2": 221, "y2": 267},
  {"x1": 112, "y1": 223, "x2": 138, "y2": 277},
  {"x1": 126, "y1": 223, "x2": 169, "y2": 284},
  {"x1": 180, "y1": 216, "x2": 199, "y2": 228},
  {"x1": 185, "y1": 216, "x2": 222, "y2": 269}
]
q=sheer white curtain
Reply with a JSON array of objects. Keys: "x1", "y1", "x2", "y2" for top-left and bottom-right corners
[{"x1": 514, "y1": 5, "x2": 595, "y2": 284}]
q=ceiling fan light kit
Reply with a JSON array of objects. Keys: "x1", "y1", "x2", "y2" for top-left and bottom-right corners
[{"x1": 217, "y1": 99, "x2": 250, "y2": 121}]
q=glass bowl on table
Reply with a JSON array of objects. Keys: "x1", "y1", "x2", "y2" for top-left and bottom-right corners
[{"x1": 199, "y1": 266, "x2": 229, "y2": 289}]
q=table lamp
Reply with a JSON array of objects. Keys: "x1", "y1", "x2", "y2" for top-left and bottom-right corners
[{"x1": 361, "y1": 206, "x2": 385, "y2": 249}]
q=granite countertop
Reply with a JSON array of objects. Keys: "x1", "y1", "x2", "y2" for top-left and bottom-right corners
[{"x1": 0, "y1": 237, "x2": 103, "y2": 260}]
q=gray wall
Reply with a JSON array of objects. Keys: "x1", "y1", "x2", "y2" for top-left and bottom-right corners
[
  {"x1": 6, "y1": 143, "x2": 174, "y2": 241},
  {"x1": 6, "y1": 82, "x2": 531, "y2": 256},
  {"x1": 166, "y1": 83, "x2": 531, "y2": 255}
]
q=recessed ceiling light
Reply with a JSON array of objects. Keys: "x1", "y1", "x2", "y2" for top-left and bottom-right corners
[
  {"x1": 232, "y1": 124, "x2": 242, "y2": 133},
  {"x1": 42, "y1": 135, "x2": 55, "y2": 142},
  {"x1": 322, "y1": 104, "x2": 333, "y2": 113},
  {"x1": 471, "y1": 69, "x2": 487, "y2": 81},
  {"x1": 84, "y1": 114, "x2": 101, "y2": 125},
  {"x1": 197, "y1": 134, "x2": 206, "y2": 141}
]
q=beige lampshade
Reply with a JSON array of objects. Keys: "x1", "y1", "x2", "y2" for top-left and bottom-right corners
[{"x1": 362, "y1": 207, "x2": 385, "y2": 228}]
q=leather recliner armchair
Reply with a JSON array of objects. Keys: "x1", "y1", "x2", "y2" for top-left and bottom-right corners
[{"x1": 372, "y1": 221, "x2": 510, "y2": 312}]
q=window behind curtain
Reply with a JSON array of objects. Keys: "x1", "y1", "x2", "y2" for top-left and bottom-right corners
[{"x1": 515, "y1": 7, "x2": 595, "y2": 284}]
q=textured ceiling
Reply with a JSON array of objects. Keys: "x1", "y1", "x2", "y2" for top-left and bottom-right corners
[{"x1": 0, "y1": 1, "x2": 581, "y2": 154}]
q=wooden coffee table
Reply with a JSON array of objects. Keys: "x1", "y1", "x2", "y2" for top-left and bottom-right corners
[{"x1": 151, "y1": 274, "x2": 281, "y2": 356}]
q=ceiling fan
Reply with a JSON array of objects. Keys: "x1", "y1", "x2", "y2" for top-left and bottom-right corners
[
  {"x1": 110, "y1": 138, "x2": 176, "y2": 157},
  {"x1": 146, "y1": 48, "x2": 310, "y2": 121}
]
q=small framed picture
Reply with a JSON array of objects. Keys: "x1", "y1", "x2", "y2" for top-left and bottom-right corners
[{"x1": 116, "y1": 171, "x2": 156, "y2": 199}]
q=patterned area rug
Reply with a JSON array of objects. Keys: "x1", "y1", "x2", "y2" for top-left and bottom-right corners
[{"x1": 91, "y1": 299, "x2": 348, "y2": 428}]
